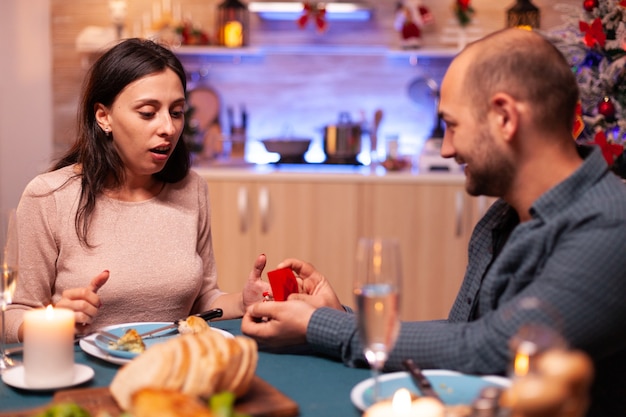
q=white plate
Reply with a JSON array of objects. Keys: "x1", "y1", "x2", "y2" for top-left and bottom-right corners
[
  {"x1": 79, "y1": 322, "x2": 233, "y2": 365},
  {"x1": 351, "y1": 370, "x2": 511, "y2": 411},
  {"x1": 2, "y1": 364, "x2": 94, "y2": 391}
]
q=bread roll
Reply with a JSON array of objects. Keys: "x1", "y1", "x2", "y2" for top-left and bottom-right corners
[
  {"x1": 178, "y1": 315, "x2": 210, "y2": 335},
  {"x1": 130, "y1": 387, "x2": 213, "y2": 417},
  {"x1": 110, "y1": 328, "x2": 258, "y2": 411}
]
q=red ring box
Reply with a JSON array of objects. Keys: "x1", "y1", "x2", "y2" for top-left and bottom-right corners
[{"x1": 267, "y1": 267, "x2": 299, "y2": 301}]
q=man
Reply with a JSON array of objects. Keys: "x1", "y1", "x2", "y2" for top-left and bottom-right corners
[{"x1": 241, "y1": 29, "x2": 626, "y2": 416}]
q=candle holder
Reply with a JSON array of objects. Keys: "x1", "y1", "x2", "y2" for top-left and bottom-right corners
[
  {"x1": 216, "y1": 0, "x2": 250, "y2": 48},
  {"x1": 509, "y1": 324, "x2": 567, "y2": 378},
  {"x1": 506, "y1": 0, "x2": 540, "y2": 29}
]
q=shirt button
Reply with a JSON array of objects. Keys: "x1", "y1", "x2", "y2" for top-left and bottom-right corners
[{"x1": 466, "y1": 297, "x2": 472, "y2": 305}]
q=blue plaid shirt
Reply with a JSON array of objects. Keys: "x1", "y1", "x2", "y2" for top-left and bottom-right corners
[{"x1": 307, "y1": 146, "x2": 626, "y2": 416}]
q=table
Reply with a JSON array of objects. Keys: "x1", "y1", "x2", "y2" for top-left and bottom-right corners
[{"x1": 0, "y1": 319, "x2": 371, "y2": 416}]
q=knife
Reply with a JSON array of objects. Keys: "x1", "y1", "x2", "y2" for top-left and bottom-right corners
[
  {"x1": 402, "y1": 358, "x2": 443, "y2": 402},
  {"x1": 138, "y1": 308, "x2": 223, "y2": 339}
]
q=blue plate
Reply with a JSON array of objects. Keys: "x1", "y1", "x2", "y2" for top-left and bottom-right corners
[
  {"x1": 92, "y1": 322, "x2": 233, "y2": 360},
  {"x1": 350, "y1": 370, "x2": 510, "y2": 411},
  {"x1": 93, "y1": 322, "x2": 178, "y2": 359}
]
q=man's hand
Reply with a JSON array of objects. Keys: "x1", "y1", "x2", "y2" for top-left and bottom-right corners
[
  {"x1": 277, "y1": 258, "x2": 344, "y2": 311},
  {"x1": 241, "y1": 298, "x2": 315, "y2": 347}
]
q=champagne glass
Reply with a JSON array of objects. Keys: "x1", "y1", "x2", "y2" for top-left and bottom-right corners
[
  {"x1": 1, "y1": 209, "x2": 20, "y2": 373},
  {"x1": 354, "y1": 237, "x2": 402, "y2": 403}
]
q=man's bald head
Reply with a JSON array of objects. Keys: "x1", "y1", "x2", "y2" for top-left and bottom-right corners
[{"x1": 448, "y1": 29, "x2": 579, "y2": 136}]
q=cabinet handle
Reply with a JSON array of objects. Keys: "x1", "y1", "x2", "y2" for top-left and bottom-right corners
[
  {"x1": 455, "y1": 191, "x2": 464, "y2": 237},
  {"x1": 258, "y1": 186, "x2": 270, "y2": 234},
  {"x1": 237, "y1": 186, "x2": 249, "y2": 234}
]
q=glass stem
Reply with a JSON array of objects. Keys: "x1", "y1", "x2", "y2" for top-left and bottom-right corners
[
  {"x1": 371, "y1": 363, "x2": 383, "y2": 403},
  {"x1": 0, "y1": 308, "x2": 8, "y2": 370}
]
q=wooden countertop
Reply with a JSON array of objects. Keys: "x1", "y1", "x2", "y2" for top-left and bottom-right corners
[{"x1": 192, "y1": 160, "x2": 466, "y2": 184}]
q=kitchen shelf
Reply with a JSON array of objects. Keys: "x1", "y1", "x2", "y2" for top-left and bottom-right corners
[{"x1": 173, "y1": 44, "x2": 457, "y2": 60}]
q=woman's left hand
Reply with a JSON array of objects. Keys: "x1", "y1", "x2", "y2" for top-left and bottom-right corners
[{"x1": 242, "y1": 254, "x2": 271, "y2": 309}]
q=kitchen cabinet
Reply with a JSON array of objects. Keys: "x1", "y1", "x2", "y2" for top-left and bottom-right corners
[
  {"x1": 359, "y1": 182, "x2": 493, "y2": 321},
  {"x1": 205, "y1": 175, "x2": 360, "y2": 303},
  {"x1": 200, "y1": 167, "x2": 494, "y2": 320}
]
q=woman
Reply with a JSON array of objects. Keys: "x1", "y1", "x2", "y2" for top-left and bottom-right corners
[{"x1": 6, "y1": 38, "x2": 267, "y2": 343}]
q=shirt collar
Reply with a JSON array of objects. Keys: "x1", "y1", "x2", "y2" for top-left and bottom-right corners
[{"x1": 529, "y1": 145, "x2": 608, "y2": 220}]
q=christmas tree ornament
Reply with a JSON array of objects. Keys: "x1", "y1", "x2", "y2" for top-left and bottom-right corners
[
  {"x1": 583, "y1": 0, "x2": 598, "y2": 12},
  {"x1": 592, "y1": 130, "x2": 623, "y2": 165},
  {"x1": 582, "y1": 50, "x2": 603, "y2": 68},
  {"x1": 598, "y1": 97, "x2": 617, "y2": 121},
  {"x1": 580, "y1": 17, "x2": 606, "y2": 48}
]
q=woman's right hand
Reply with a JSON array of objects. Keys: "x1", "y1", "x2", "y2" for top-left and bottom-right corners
[
  {"x1": 277, "y1": 258, "x2": 344, "y2": 311},
  {"x1": 54, "y1": 269, "x2": 109, "y2": 331}
]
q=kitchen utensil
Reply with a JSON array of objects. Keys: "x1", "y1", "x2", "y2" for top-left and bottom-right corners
[
  {"x1": 407, "y1": 76, "x2": 443, "y2": 139},
  {"x1": 370, "y1": 109, "x2": 383, "y2": 163},
  {"x1": 323, "y1": 112, "x2": 362, "y2": 161},
  {"x1": 402, "y1": 359, "x2": 443, "y2": 401},
  {"x1": 137, "y1": 308, "x2": 223, "y2": 339},
  {"x1": 187, "y1": 86, "x2": 223, "y2": 158},
  {"x1": 261, "y1": 138, "x2": 312, "y2": 163}
]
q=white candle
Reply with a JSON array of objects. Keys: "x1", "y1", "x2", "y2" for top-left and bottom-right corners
[{"x1": 23, "y1": 305, "x2": 75, "y2": 388}]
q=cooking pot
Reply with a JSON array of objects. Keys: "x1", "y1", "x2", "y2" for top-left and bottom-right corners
[
  {"x1": 261, "y1": 138, "x2": 311, "y2": 163},
  {"x1": 323, "y1": 112, "x2": 362, "y2": 160}
]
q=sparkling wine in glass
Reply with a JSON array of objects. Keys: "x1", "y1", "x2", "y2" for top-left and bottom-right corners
[
  {"x1": 354, "y1": 237, "x2": 402, "y2": 403},
  {"x1": 1, "y1": 208, "x2": 20, "y2": 373}
]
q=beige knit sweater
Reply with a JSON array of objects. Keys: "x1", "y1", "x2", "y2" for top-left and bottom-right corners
[{"x1": 5, "y1": 165, "x2": 223, "y2": 343}]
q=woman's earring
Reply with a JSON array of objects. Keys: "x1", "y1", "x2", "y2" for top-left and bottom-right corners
[{"x1": 103, "y1": 127, "x2": 111, "y2": 137}]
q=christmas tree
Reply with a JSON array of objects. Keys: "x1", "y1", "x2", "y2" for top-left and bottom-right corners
[{"x1": 546, "y1": 0, "x2": 626, "y2": 175}]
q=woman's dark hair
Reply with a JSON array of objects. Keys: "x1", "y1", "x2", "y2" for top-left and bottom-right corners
[{"x1": 53, "y1": 38, "x2": 190, "y2": 247}]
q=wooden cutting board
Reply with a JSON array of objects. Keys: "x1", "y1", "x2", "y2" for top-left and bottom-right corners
[{"x1": 0, "y1": 376, "x2": 299, "y2": 417}]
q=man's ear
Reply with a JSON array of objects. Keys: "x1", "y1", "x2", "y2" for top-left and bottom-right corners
[
  {"x1": 94, "y1": 103, "x2": 111, "y2": 132},
  {"x1": 489, "y1": 92, "x2": 520, "y2": 143}
]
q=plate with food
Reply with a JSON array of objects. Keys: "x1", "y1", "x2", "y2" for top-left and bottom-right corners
[
  {"x1": 350, "y1": 370, "x2": 510, "y2": 411},
  {"x1": 80, "y1": 320, "x2": 233, "y2": 365}
]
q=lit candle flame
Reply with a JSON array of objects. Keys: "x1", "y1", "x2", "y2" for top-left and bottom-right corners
[
  {"x1": 224, "y1": 21, "x2": 243, "y2": 47},
  {"x1": 514, "y1": 351, "x2": 530, "y2": 376},
  {"x1": 514, "y1": 340, "x2": 536, "y2": 377},
  {"x1": 391, "y1": 388, "x2": 412, "y2": 413},
  {"x1": 45, "y1": 304, "x2": 55, "y2": 319}
]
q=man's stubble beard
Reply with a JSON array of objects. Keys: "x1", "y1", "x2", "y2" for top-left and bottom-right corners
[{"x1": 464, "y1": 127, "x2": 515, "y2": 198}]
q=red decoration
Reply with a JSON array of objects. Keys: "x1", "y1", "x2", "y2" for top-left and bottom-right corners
[
  {"x1": 592, "y1": 130, "x2": 623, "y2": 165},
  {"x1": 458, "y1": 0, "x2": 471, "y2": 11},
  {"x1": 580, "y1": 18, "x2": 606, "y2": 48},
  {"x1": 598, "y1": 97, "x2": 617, "y2": 120},
  {"x1": 297, "y1": 2, "x2": 327, "y2": 32},
  {"x1": 573, "y1": 102, "x2": 585, "y2": 139},
  {"x1": 620, "y1": 0, "x2": 626, "y2": 7},
  {"x1": 394, "y1": 1, "x2": 434, "y2": 48},
  {"x1": 583, "y1": 0, "x2": 598, "y2": 12}
]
